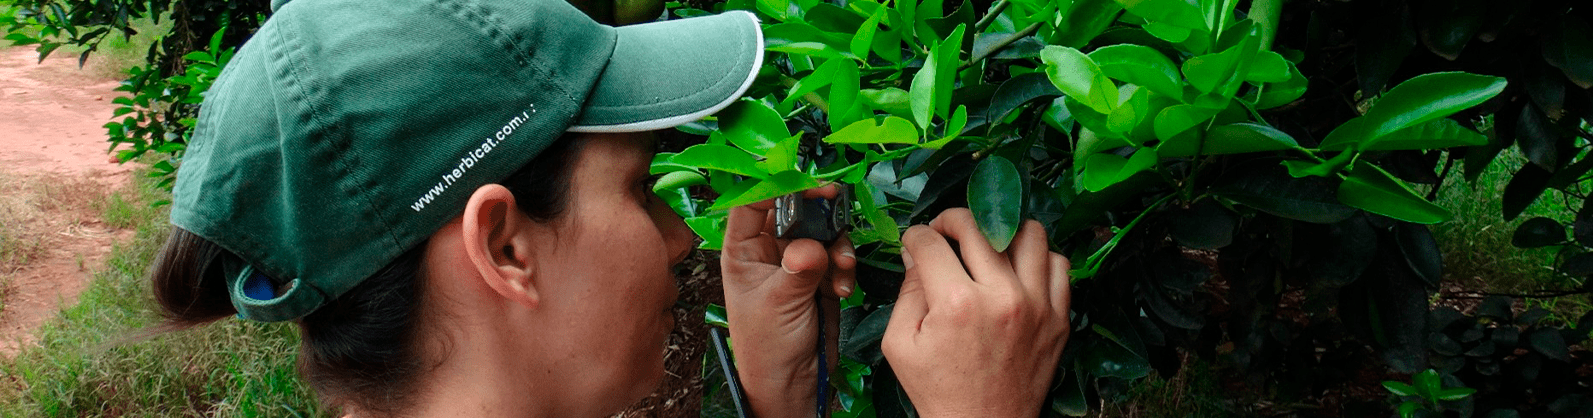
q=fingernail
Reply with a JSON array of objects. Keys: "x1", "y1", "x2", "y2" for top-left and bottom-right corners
[
  {"x1": 839, "y1": 284, "x2": 853, "y2": 298},
  {"x1": 901, "y1": 251, "x2": 914, "y2": 270},
  {"x1": 840, "y1": 251, "x2": 855, "y2": 260},
  {"x1": 781, "y1": 261, "x2": 802, "y2": 275}
]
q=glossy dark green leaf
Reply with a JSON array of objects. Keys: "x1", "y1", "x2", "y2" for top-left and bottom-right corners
[
  {"x1": 1503, "y1": 164, "x2": 1552, "y2": 221},
  {"x1": 1088, "y1": 44, "x2": 1183, "y2": 98},
  {"x1": 854, "y1": 180, "x2": 901, "y2": 245},
  {"x1": 968, "y1": 156, "x2": 1023, "y2": 252},
  {"x1": 686, "y1": 215, "x2": 727, "y2": 250},
  {"x1": 1050, "y1": 368, "x2": 1088, "y2": 416},
  {"x1": 1042, "y1": 45, "x2": 1118, "y2": 114},
  {"x1": 1559, "y1": 253, "x2": 1593, "y2": 277},
  {"x1": 861, "y1": 87, "x2": 912, "y2": 119},
  {"x1": 1418, "y1": 0, "x2": 1485, "y2": 60},
  {"x1": 717, "y1": 99, "x2": 790, "y2": 154},
  {"x1": 805, "y1": 3, "x2": 865, "y2": 33},
  {"x1": 1543, "y1": 16, "x2": 1593, "y2": 89},
  {"x1": 1383, "y1": 381, "x2": 1418, "y2": 397},
  {"x1": 763, "y1": 21, "x2": 853, "y2": 51},
  {"x1": 1356, "y1": 8, "x2": 1417, "y2": 95},
  {"x1": 1338, "y1": 162, "x2": 1451, "y2": 224},
  {"x1": 1528, "y1": 328, "x2": 1570, "y2": 362},
  {"x1": 1323, "y1": 118, "x2": 1487, "y2": 152},
  {"x1": 984, "y1": 73, "x2": 1062, "y2": 128},
  {"x1": 1516, "y1": 103, "x2": 1558, "y2": 170},
  {"x1": 1512, "y1": 217, "x2": 1566, "y2": 248},
  {"x1": 1395, "y1": 223, "x2": 1443, "y2": 287},
  {"x1": 1245, "y1": 51, "x2": 1292, "y2": 83},
  {"x1": 1105, "y1": 86, "x2": 1152, "y2": 136},
  {"x1": 839, "y1": 304, "x2": 892, "y2": 365},
  {"x1": 1157, "y1": 122, "x2": 1300, "y2": 157},
  {"x1": 1318, "y1": 73, "x2": 1506, "y2": 151},
  {"x1": 672, "y1": 144, "x2": 769, "y2": 179},
  {"x1": 1212, "y1": 162, "x2": 1356, "y2": 224},
  {"x1": 1167, "y1": 199, "x2": 1235, "y2": 249},
  {"x1": 1081, "y1": 337, "x2": 1153, "y2": 380}
]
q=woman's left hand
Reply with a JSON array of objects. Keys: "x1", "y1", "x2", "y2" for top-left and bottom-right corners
[{"x1": 721, "y1": 185, "x2": 857, "y2": 418}]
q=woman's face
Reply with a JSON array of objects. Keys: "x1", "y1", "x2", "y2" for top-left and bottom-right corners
[{"x1": 534, "y1": 131, "x2": 694, "y2": 407}]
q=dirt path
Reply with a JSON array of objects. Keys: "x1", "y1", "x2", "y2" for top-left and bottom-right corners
[{"x1": 0, "y1": 45, "x2": 134, "y2": 358}]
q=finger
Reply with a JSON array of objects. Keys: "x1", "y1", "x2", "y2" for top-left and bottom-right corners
[
  {"x1": 928, "y1": 209, "x2": 1018, "y2": 288},
  {"x1": 800, "y1": 183, "x2": 842, "y2": 200},
  {"x1": 1008, "y1": 220, "x2": 1051, "y2": 299},
  {"x1": 725, "y1": 199, "x2": 776, "y2": 248},
  {"x1": 884, "y1": 266, "x2": 929, "y2": 350},
  {"x1": 1049, "y1": 252, "x2": 1073, "y2": 316},
  {"x1": 777, "y1": 238, "x2": 832, "y2": 297},
  {"x1": 900, "y1": 224, "x2": 972, "y2": 304},
  {"x1": 826, "y1": 235, "x2": 857, "y2": 299}
]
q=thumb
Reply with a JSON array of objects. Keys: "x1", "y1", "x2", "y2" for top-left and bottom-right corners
[{"x1": 776, "y1": 238, "x2": 831, "y2": 297}]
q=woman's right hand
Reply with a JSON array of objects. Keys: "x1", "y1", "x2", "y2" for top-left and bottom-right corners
[{"x1": 882, "y1": 209, "x2": 1073, "y2": 417}]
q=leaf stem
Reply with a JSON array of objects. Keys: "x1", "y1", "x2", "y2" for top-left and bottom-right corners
[
  {"x1": 972, "y1": 0, "x2": 1010, "y2": 34},
  {"x1": 1071, "y1": 192, "x2": 1176, "y2": 280},
  {"x1": 959, "y1": 21, "x2": 1041, "y2": 71}
]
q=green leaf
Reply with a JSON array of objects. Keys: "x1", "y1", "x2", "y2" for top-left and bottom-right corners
[
  {"x1": 649, "y1": 153, "x2": 696, "y2": 174},
  {"x1": 764, "y1": 22, "x2": 854, "y2": 51},
  {"x1": 1282, "y1": 151, "x2": 1355, "y2": 178},
  {"x1": 828, "y1": 59, "x2": 863, "y2": 128},
  {"x1": 855, "y1": 181, "x2": 901, "y2": 245},
  {"x1": 1321, "y1": 72, "x2": 1507, "y2": 150},
  {"x1": 1042, "y1": 45, "x2": 1118, "y2": 114},
  {"x1": 1088, "y1": 44, "x2": 1184, "y2": 98},
  {"x1": 1106, "y1": 86, "x2": 1152, "y2": 136},
  {"x1": 1513, "y1": 217, "x2": 1566, "y2": 248},
  {"x1": 1081, "y1": 148, "x2": 1157, "y2": 192},
  {"x1": 1544, "y1": 16, "x2": 1593, "y2": 89},
  {"x1": 1436, "y1": 387, "x2": 1477, "y2": 402},
  {"x1": 968, "y1": 156, "x2": 1024, "y2": 252},
  {"x1": 850, "y1": 4, "x2": 887, "y2": 60},
  {"x1": 1337, "y1": 163, "x2": 1451, "y2": 224},
  {"x1": 1113, "y1": 0, "x2": 1206, "y2": 31},
  {"x1": 768, "y1": 42, "x2": 852, "y2": 59},
  {"x1": 1383, "y1": 381, "x2": 1418, "y2": 397},
  {"x1": 1245, "y1": 50, "x2": 1291, "y2": 83},
  {"x1": 1211, "y1": 162, "x2": 1356, "y2": 223},
  {"x1": 1157, "y1": 122, "x2": 1300, "y2": 157},
  {"x1": 909, "y1": 24, "x2": 965, "y2": 128},
  {"x1": 1342, "y1": 118, "x2": 1487, "y2": 151},
  {"x1": 784, "y1": 58, "x2": 843, "y2": 106},
  {"x1": 671, "y1": 144, "x2": 769, "y2": 179},
  {"x1": 755, "y1": 0, "x2": 793, "y2": 21},
  {"x1": 709, "y1": 171, "x2": 823, "y2": 210},
  {"x1": 1181, "y1": 42, "x2": 1245, "y2": 95},
  {"x1": 653, "y1": 170, "x2": 707, "y2": 192},
  {"x1": 1152, "y1": 104, "x2": 1218, "y2": 141},
  {"x1": 686, "y1": 215, "x2": 727, "y2": 250},
  {"x1": 826, "y1": 116, "x2": 920, "y2": 144},
  {"x1": 1253, "y1": 60, "x2": 1308, "y2": 109},
  {"x1": 762, "y1": 134, "x2": 803, "y2": 173},
  {"x1": 1049, "y1": 0, "x2": 1124, "y2": 48},
  {"x1": 1414, "y1": 369, "x2": 1440, "y2": 400},
  {"x1": 861, "y1": 88, "x2": 912, "y2": 119},
  {"x1": 717, "y1": 99, "x2": 790, "y2": 154}
]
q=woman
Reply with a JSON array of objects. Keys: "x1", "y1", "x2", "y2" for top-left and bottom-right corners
[{"x1": 151, "y1": 0, "x2": 1073, "y2": 415}]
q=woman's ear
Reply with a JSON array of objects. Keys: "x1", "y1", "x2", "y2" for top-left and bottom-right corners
[{"x1": 461, "y1": 184, "x2": 540, "y2": 308}]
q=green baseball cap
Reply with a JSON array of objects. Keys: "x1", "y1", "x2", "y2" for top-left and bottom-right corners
[{"x1": 170, "y1": 0, "x2": 763, "y2": 322}]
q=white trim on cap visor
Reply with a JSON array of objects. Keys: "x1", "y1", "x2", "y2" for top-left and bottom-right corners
[{"x1": 567, "y1": 11, "x2": 764, "y2": 133}]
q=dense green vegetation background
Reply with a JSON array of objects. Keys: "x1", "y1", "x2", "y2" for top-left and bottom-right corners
[{"x1": 2, "y1": 0, "x2": 1590, "y2": 417}]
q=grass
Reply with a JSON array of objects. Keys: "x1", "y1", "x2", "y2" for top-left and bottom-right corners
[
  {"x1": 0, "y1": 167, "x2": 326, "y2": 417},
  {"x1": 1429, "y1": 147, "x2": 1593, "y2": 323},
  {"x1": 1094, "y1": 360, "x2": 1237, "y2": 418}
]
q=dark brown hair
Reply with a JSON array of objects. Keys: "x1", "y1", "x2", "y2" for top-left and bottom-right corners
[{"x1": 151, "y1": 135, "x2": 586, "y2": 416}]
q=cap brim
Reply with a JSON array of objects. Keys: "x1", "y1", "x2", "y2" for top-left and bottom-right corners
[{"x1": 568, "y1": 11, "x2": 763, "y2": 133}]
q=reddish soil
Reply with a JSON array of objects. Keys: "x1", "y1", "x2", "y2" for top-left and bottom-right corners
[{"x1": 0, "y1": 45, "x2": 133, "y2": 358}]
